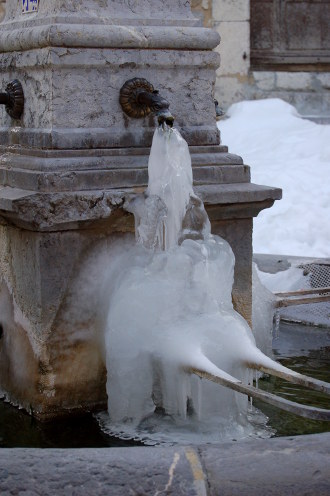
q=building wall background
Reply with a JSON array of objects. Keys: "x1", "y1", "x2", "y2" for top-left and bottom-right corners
[
  {"x1": 0, "y1": 0, "x2": 5, "y2": 22},
  {"x1": 192, "y1": 0, "x2": 330, "y2": 121}
]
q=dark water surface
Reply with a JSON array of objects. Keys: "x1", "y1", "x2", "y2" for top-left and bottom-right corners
[
  {"x1": 256, "y1": 322, "x2": 330, "y2": 437},
  {"x1": 0, "y1": 402, "x2": 143, "y2": 448},
  {"x1": 1, "y1": 323, "x2": 329, "y2": 448}
]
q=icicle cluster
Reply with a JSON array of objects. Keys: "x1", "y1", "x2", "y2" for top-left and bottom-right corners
[{"x1": 102, "y1": 126, "x2": 272, "y2": 444}]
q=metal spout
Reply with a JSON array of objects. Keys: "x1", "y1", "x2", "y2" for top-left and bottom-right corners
[
  {"x1": 0, "y1": 80, "x2": 24, "y2": 119},
  {"x1": 156, "y1": 109, "x2": 174, "y2": 128},
  {"x1": 120, "y1": 78, "x2": 174, "y2": 126}
]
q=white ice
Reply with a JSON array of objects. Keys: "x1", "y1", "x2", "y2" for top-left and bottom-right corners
[{"x1": 101, "y1": 126, "x2": 281, "y2": 444}]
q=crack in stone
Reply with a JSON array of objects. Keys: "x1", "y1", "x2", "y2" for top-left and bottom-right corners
[{"x1": 154, "y1": 452, "x2": 180, "y2": 495}]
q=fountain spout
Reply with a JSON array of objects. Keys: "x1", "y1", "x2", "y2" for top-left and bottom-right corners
[
  {"x1": 156, "y1": 109, "x2": 174, "y2": 128},
  {"x1": 119, "y1": 78, "x2": 174, "y2": 127},
  {"x1": 0, "y1": 80, "x2": 24, "y2": 119}
]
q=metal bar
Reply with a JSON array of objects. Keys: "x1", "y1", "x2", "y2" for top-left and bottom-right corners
[
  {"x1": 276, "y1": 294, "x2": 330, "y2": 308},
  {"x1": 246, "y1": 362, "x2": 330, "y2": 395},
  {"x1": 189, "y1": 367, "x2": 330, "y2": 421},
  {"x1": 0, "y1": 92, "x2": 10, "y2": 105},
  {"x1": 275, "y1": 287, "x2": 330, "y2": 297}
]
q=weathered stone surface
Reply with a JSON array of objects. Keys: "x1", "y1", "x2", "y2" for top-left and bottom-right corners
[
  {"x1": 200, "y1": 433, "x2": 330, "y2": 495},
  {"x1": 214, "y1": 20, "x2": 250, "y2": 76},
  {"x1": 191, "y1": 0, "x2": 213, "y2": 27},
  {"x1": 253, "y1": 71, "x2": 276, "y2": 91},
  {"x1": 196, "y1": 183, "x2": 282, "y2": 207},
  {"x1": 0, "y1": 25, "x2": 220, "y2": 52},
  {"x1": 0, "y1": 445, "x2": 202, "y2": 495},
  {"x1": 0, "y1": 188, "x2": 128, "y2": 230},
  {"x1": 0, "y1": 434, "x2": 329, "y2": 495},
  {"x1": 277, "y1": 72, "x2": 314, "y2": 91},
  {"x1": 0, "y1": 148, "x2": 248, "y2": 193},
  {"x1": 0, "y1": 1, "x2": 4, "y2": 24},
  {"x1": 0, "y1": 225, "x2": 114, "y2": 416},
  {"x1": 211, "y1": 218, "x2": 253, "y2": 325},
  {"x1": 213, "y1": 0, "x2": 250, "y2": 22},
  {"x1": 0, "y1": 47, "x2": 220, "y2": 148},
  {"x1": 5, "y1": 0, "x2": 198, "y2": 25},
  {"x1": 0, "y1": 0, "x2": 220, "y2": 151},
  {"x1": 0, "y1": 183, "x2": 281, "y2": 232}
]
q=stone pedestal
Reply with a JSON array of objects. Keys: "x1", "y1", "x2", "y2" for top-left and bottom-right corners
[{"x1": 0, "y1": 0, "x2": 281, "y2": 418}]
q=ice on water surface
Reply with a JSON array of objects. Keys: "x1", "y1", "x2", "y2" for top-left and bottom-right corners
[{"x1": 100, "y1": 126, "x2": 273, "y2": 444}]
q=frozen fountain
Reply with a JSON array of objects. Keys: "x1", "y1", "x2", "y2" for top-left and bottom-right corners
[
  {"x1": 95, "y1": 124, "x2": 330, "y2": 444},
  {"x1": 0, "y1": 0, "x2": 328, "y2": 436}
]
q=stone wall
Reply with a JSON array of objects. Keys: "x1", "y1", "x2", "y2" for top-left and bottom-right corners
[
  {"x1": 211, "y1": 0, "x2": 251, "y2": 112},
  {"x1": 247, "y1": 71, "x2": 330, "y2": 122},
  {"x1": 0, "y1": 0, "x2": 5, "y2": 23},
  {"x1": 191, "y1": 0, "x2": 213, "y2": 26},
  {"x1": 191, "y1": 0, "x2": 330, "y2": 120}
]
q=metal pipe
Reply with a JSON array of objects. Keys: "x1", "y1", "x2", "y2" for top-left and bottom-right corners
[
  {"x1": 0, "y1": 92, "x2": 10, "y2": 105},
  {"x1": 189, "y1": 366, "x2": 330, "y2": 421},
  {"x1": 0, "y1": 80, "x2": 24, "y2": 119}
]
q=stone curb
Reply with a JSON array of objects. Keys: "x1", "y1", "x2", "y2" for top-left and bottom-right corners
[{"x1": 0, "y1": 433, "x2": 329, "y2": 495}]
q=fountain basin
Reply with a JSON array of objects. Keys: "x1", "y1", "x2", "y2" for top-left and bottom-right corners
[
  {"x1": 1, "y1": 318, "x2": 329, "y2": 444},
  {"x1": 0, "y1": 0, "x2": 281, "y2": 418}
]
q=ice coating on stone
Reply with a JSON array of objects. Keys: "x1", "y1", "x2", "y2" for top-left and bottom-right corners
[
  {"x1": 138, "y1": 126, "x2": 211, "y2": 249},
  {"x1": 103, "y1": 238, "x2": 271, "y2": 443},
  {"x1": 103, "y1": 126, "x2": 274, "y2": 443},
  {"x1": 147, "y1": 127, "x2": 193, "y2": 249},
  {"x1": 252, "y1": 263, "x2": 276, "y2": 357}
]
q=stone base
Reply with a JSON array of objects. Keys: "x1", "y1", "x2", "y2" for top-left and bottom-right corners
[
  {"x1": 0, "y1": 145, "x2": 247, "y2": 194},
  {"x1": 0, "y1": 181, "x2": 281, "y2": 418},
  {"x1": 1, "y1": 434, "x2": 329, "y2": 494},
  {"x1": 0, "y1": 225, "x2": 114, "y2": 418}
]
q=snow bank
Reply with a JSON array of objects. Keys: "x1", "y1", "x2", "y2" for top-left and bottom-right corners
[{"x1": 219, "y1": 99, "x2": 330, "y2": 257}]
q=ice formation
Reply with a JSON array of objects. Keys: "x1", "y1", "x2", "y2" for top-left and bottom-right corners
[{"x1": 101, "y1": 127, "x2": 284, "y2": 444}]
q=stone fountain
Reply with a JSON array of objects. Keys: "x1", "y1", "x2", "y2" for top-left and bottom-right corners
[{"x1": 0, "y1": 0, "x2": 281, "y2": 418}]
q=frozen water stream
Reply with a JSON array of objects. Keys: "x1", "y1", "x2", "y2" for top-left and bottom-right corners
[{"x1": 98, "y1": 127, "x2": 298, "y2": 444}]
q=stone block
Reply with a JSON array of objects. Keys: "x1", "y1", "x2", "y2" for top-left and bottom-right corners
[
  {"x1": 211, "y1": 218, "x2": 253, "y2": 325},
  {"x1": 5, "y1": 0, "x2": 197, "y2": 25},
  {"x1": 0, "y1": 46, "x2": 220, "y2": 149},
  {"x1": 1, "y1": 434, "x2": 330, "y2": 494},
  {"x1": 253, "y1": 71, "x2": 276, "y2": 91},
  {"x1": 268, "y1": 89, "x2": 330, "y2": 117},
  {"x1": 276, "y1": 72, "x2": 314, "y2": 91},
  {"x1": 191, "y1": 0, "x2": 213, "y2": 27},
  {"x1": 214, "y1": 75, "x2": 251, "y2": 111},
  {"x1": 214, "y1": 21, "x2": 250, "y2": 76},
  {"x1": 316, "y1": 73, "x2": 330, "y2": 90},
  {"x1": 0, "y1": 5, "x2": 4, "y2": 24},
  {"x1": 0, "y1": 224, "x2": 127, "y2": 416},
  {"x1": 200, "y1": 434, "x2": 330, "y2": 495},
  {"x1": 213, "y1": 0, "x2": 250, "y2": 22},
  {"x1": 0, "y1": 146, "x2": 246, "y2": 200}
]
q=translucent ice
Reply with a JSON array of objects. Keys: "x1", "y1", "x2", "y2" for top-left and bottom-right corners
[{"x1": 102, "y1": 126, "x2": 275, "y2": 444}]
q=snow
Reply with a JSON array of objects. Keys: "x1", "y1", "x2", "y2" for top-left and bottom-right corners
[
  {"x1": 218, "y1": 99, "x2": 330, "y2": 258},
  {"x1": 256, "y1": 265, "x2": 310, "y2": 293}
]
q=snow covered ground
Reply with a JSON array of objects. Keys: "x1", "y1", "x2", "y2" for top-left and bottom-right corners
[{"x1": 219, "y1": 99, "x2": 330, "y2": 258}]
